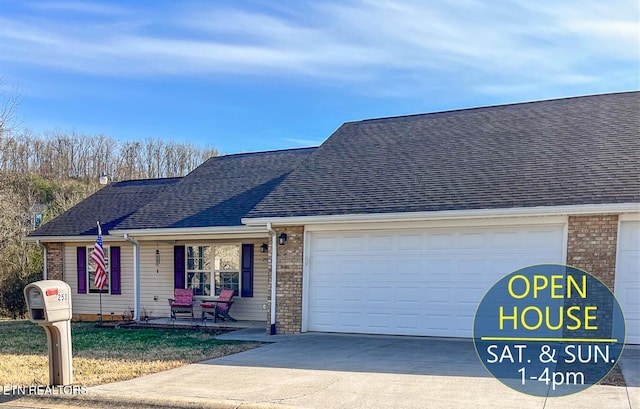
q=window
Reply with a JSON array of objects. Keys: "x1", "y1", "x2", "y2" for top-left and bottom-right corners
[
  {"x1": 213, "y1": 245, "x2": 240, "y2": 296},
  {"x1": 87, "y1": 246, "x2": 110, "y2": 293},
  {"x1": 186, "y1": 246, "x2": 211, "y2": 296},
  {"x1": 186, "y1": 244, "x2": 240, "y2": 296}
]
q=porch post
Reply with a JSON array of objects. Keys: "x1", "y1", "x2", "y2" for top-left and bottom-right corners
[
  {"x1": 125, "y1": 234, "x2": 141, "y2": 321},
  {"x1": 268, "y1": 223, "x2": 277, "y2": 335}
]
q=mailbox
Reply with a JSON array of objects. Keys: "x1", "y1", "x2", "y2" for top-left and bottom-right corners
[
  {"x1": 24, "y1": 280, "x2": 73, "y2": 386},
  {"x1": 25, "y1": 280, "x2": 72, "y2": 323}
]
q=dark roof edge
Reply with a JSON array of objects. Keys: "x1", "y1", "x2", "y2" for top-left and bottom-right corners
[
  {"x1": 112, "y1": 176, "x2": 183, "y2": 184},
  {"x1": 217, "y1": 146, "x2": 318, "y2": 159},
  {"x1": 345, "y1": 90, "x2": 640, "y2": 125}
]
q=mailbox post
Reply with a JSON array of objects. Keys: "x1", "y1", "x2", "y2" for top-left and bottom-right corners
[{"x1": 24, "y1": 280, "x2": 73, "y2": 386}]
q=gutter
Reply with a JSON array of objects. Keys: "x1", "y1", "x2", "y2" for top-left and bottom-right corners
[
  {"x1": 124, "y1": 234, "x2": 141, "y2": 321},
  {"x1": 25, "y1": 226, "x2": 269, "y2": 243},
  {"x1": 242, "y1": 203, "x2": 640, "y2": 227},
  {"x1": 36, "y1": 240, "x2": 47, "y2": 280},
  {"x1": 110, "y1": 226, "x2": 267, "y2": 237},
  {"x1": 267, "y1": 222, "x2": 277, "y2": 335},
  {"x1": 24, "y1": 235, "x2": 128, "y2": 243}
]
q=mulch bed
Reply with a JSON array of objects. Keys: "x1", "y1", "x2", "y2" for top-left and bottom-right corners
[
  {"x1": 598, "y1": 363, "x2": 626, "y2": 387},
  {"x1": 94, "y1": 320, "x2": 238, "y2": 335}
]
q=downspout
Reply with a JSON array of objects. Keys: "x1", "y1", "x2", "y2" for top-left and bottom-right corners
[
  {"x1": 267, "y1": 222, "x2": 277, "y2": 335},
  {"x1": 124, "y1": 234, "x2": 141, "y2": 321},
  {"x1": 37, "y1": 240, "x2": 47, "y2": 280}
]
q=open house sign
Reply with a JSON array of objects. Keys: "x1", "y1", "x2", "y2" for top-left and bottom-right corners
[{"x1": 473, "y1": 264, "x2": 626, "y2": 397}]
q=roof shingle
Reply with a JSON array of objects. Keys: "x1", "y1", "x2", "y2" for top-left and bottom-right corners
[
  {"x1": 29, "y1": 178, "x2": 181, "y2": 236},
  {"x1": 248, "y1": 92, "x2": 640, "y2": 218},
  {"x1": 115, "y1": 147, "x2": 316, "y2": 229}
]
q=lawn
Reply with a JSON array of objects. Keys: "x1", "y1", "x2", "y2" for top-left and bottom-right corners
[{"x1": 0, "y1": 320, "x2": 260, "y2": 386}]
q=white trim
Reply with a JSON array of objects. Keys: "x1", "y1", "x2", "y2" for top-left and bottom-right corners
[
  {"x1": 615, "y1": 218, "x2": 623, "y2": 294},
  {"x1": 242, "y1": 203, "x2": 640, "y2": 226},
  {"x1": 561, "y1": 221, "x2": 569, "y2": 265},
  {"x1": 619, "y1": 213, "x2": 640, "y2": 222},
  {"x1": 184, "y1": 243, "x2": 243, "y2": 298},
  {"x1": 110, "y1": 226, "x2": 267, "y2": 237},
  {"x1": 303, "y1": 215, "x2": 568, "y2": 232},
  {"x1": 124, "y1": 234, "x2": 140, "y2": 321},
  {"x1": 24, "y1": 235, "x2": 129, "y2": 243},
  {"x1": 111, "y1": 226, "x2": 268, "y2": 242},
  {"x1": 267, "y1": 223, "x2": 277, "y2": 333},
  {"x1": 26, "y1": 227, "x2": 269, "y2": 242},
  {"x1": 86, "y1": 244, "x2": 112, "y2": 295},
  {"x1": 42, "y1": 243, "x2": 48, "y2": 280}
]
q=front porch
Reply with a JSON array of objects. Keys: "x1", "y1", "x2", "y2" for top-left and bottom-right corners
[{"x1": 148, "y1": 317, "x2": 266, "y2": 331}]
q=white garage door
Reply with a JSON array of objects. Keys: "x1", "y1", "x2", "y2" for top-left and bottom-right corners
[
  {"x1": 307, "y1": 224, "x2": 565, "y2": 337},
  {"x1": 616, "y1": 221, "x2": 640, "y2": 345}
]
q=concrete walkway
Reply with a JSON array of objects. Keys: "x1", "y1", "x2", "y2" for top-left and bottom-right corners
[{"x1": 4, "y1": 330, "x2": 639, "y2": 409}]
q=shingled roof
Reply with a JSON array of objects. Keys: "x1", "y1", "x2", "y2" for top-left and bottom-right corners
[
  {"x1": 247, "y1": 92, "x2": 640, "y2": 219},
  {"x1": 29, "y1": 178, "x2": 181, "y2": 236},
  {"x1": 114, "y1": 147, "x2": 317, "y2": 230}
]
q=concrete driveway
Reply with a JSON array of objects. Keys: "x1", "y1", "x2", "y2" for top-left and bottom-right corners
[{"x1": 8, "y1": 329, "x2": 639, "y2": 409}]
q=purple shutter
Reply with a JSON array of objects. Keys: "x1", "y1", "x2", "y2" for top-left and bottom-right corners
[
  {"x1": 241, "y1": 244, "x2": 254, "y2": 297},
  {"x1": 110, "y1": 247, "x2": 121, "y2": 295},
  {"x1": 77, "y1": 247, "x2": 87, "y2": 294},
  {"x1": 174, "y1": 246, "x2": 185, "y2": 289}
]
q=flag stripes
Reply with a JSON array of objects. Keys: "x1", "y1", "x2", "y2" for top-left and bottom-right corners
[{"x1": 92, "y1": 224, "x2": 107, "y2": 291}]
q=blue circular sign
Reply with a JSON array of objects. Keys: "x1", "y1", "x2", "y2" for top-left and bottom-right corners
[{"x1": 473, "y1": 264, "x2": 625, "y2": 397}]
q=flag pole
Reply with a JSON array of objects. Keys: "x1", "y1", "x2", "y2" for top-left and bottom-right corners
[{"x1": 97, "y1": 221, "x2": 103, "y2": 325}]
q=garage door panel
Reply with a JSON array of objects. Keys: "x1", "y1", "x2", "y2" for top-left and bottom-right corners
[
  {"x1": 427, "y1": 233, "x2": 454, "y2": 248},
  {"x1": 619, "y1": 223, "x2": 640, "y2": 250},
  {"x1": 492, "y1": 231, "x2": 521, "y2": 248},
  {"x1": 526, "y1": 229, "x2": 564, "y2": 249},
  {"x1": 307, "y1": 225, "x2": 565, "y2": 337},
  {"x1": 615, "y1": 221, "x2": 640, "y2": 344},
  {"x1": 396, "y1": 287, "x2": 421, "y2": 303},
  {"x1": 459, "y1": 232, "x2": 487, "y2": 249},
  {"x1": 398, "y1": 233, "x2": 423, "y2": 249}
]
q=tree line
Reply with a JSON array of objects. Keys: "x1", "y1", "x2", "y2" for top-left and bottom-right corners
[
  {"x1": 0, "y1": 131, "x2": 219, "y2": 182},
  {"x1": 0, "y1": 81, "x2": 221, "y2": 317}
]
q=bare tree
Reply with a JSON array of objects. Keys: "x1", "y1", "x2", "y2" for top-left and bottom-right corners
[{"x1": 0, "y1": 78, "x2": 21, "y2": 138}]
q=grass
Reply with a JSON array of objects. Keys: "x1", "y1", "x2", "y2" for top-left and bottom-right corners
[{"x1": 0, "y1": 320, "x2": 261, "y2": 387}]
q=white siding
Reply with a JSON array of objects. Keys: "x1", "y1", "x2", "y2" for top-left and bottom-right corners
[
  {"x1": 64, "y1": 242, "x2": 135, "y2": 318},
  {"x1": 139, "y1": 242, "x2": 176, "y2": 318},
  {"x1": 64, "y1": 239, "x2": 268, "y2": 322},
  {"x1": 140, "y1": 239, "x2": 268, "y2": 321}
]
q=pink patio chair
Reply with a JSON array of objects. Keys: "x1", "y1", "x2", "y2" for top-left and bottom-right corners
[
  {"x1": 201, "y1": 289, "x2": 236, "y2": 323},
  {"x1": 169, "y1": 288, "x2": 194, "y2": 319}
]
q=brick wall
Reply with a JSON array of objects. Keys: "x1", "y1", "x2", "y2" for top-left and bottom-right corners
[
  {"x1": 566, "y1": 215, "x2": 618, "y2": 290},
  {"x1": 267, "y1": 226, "x2": 304, "y2": 334},
  {"x1": 46, "y1": 242, "x2": 64, "y2": 281}
]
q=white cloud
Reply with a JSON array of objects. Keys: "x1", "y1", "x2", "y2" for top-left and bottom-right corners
[
  {"x1": 0, "y1": 0, "x2": 637, "y2": 97},
  {"x1": 27, "y1": 1, "x2": 128, "y2": 15},
  {"x1": 282, "y1": 137, "x2": 324, "y2": 147}
]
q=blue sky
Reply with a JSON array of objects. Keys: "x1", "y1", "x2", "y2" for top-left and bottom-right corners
[{"x1": 0, "y1": 1, "x2": 638, "y2": 154}]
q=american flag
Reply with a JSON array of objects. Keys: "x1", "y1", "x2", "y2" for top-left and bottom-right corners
[{"x1": 92, "y1": 223, "x2": 107, "y2": 291}]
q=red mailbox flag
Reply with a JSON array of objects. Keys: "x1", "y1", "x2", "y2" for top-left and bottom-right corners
[{"x1": 92, "y1": 222, "x2": 107, "y2": 291}]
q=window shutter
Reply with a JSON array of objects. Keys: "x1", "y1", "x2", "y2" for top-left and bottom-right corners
[
  {"x1": 77, "y1": 247, "x2": 87, "y2": 294},
  {"x1": 241, "y1": 244, "x2": 254, "y2": 297},
  {"x1": 174, "y1": 245, "x2": 186, "y2": 289},
  {"x1": 110, "y1": 247, "x2": 121, "y2": 295}
]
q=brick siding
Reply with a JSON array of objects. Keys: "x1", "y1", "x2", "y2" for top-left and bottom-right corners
[
  {"x1": 267, "y1": 226, "x2": 304, "y2": 334},
  {"x1": 46, "y1": 242, "x2": 64, "y2": 281},
  {"x1": 566, "y1": 214, "x2": 618, "y2": 290}
]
